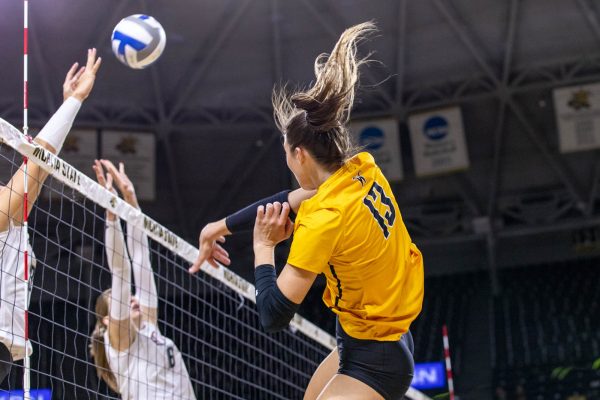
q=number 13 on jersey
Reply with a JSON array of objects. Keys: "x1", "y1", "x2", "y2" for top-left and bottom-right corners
[{"x1": 363, "y1": 181, "x2": 396, "y2": 238}]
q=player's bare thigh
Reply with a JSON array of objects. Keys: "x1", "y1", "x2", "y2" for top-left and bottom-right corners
[
  {"x1": 304, "y1": 347, "x2": 339, "y2": 400},
  {"x1": 316, "y1": 373, "x2": 384, "y2": 400},
  {"x1": 304, "y1": 347, "x2": 384, "y2": 400}
]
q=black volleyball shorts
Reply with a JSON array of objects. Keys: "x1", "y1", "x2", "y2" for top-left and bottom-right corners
[{"x1": 336, "y1": 319, "x2": 414, "y2": 400}]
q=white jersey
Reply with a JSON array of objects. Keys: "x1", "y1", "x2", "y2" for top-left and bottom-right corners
[
  {"x1": 105, "y1": 322, "x2": 196, "y2": 400},
  {"x1": 0, "y1": 224, "x2": 34, "y2": 360}
]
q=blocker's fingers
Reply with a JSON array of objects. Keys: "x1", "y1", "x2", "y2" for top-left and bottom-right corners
[
  {"x1": 65, "y1": 62, "x2": 79, "y2": 82},
  {"x1": 93, "y1": 160, "x2": 106, "y2": 184},
  {"x1": 92, "y1": 56, "x2": 102, "y2": 73},
  {"x1": 72, "y1": 66, "x2": 86, "y2": 83},
  {"x1": 85, "y1": 48, "x2": 97, "y2": 69},
  {"x1": 106, "y1": 174, "x2": 114, "y2": 190}
]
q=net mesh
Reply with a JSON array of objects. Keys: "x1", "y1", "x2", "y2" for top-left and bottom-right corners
[{"x1": 0, "y1": 141, "x2": 330, "y2": 399}]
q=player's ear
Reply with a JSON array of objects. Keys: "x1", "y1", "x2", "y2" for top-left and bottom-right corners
[
  {"x1": 295, "y1": 146, "x2": 306, "y2": 163},
  {"x1": 102, "y1": 316, "x2": 109, "y2": 327}
]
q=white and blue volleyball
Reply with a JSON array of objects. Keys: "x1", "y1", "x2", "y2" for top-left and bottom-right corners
[{"x1": 111, "y1": 15, "x2": 166, "y2": 69}]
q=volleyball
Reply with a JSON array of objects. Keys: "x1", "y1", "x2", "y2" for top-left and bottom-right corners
[{"x1": 111, "y1": 15, "x2": 166, "y2": 69}]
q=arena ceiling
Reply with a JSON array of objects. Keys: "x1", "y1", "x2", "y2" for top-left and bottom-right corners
[{"x1": 1, "y1": 0, "x2": 600, "y2": 279}]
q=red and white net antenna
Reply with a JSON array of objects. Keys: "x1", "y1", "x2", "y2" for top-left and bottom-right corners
[
  {"x1": 23, "y1": 1, "x2": 32, "y2": 399},
  {"x1": 442, "y1": 324, "x2": 455, "y2": 400}
]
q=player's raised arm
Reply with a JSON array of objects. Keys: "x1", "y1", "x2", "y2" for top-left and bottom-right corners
[
  {"x1": 0, "y1": 49, "x2": 101, "y2": 231},
  {"x1": 101, "y1": 159, "x2": 159, "y2": 326},
  {"x1": 90, "y1": 161, "x2": 197, "y2": 400}
]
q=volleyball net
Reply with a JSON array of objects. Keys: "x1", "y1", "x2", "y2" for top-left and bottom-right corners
[{"x1": 0, "y1": 119, "x2": 429, "y2": 400}]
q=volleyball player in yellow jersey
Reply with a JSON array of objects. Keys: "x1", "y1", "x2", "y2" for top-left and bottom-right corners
[{"x1": 191, "y1": 22, "x2": 424, "y2": 400}]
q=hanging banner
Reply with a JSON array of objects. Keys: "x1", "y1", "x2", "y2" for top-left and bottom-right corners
[
  {"x1": 408, "y1": 107, "x2": 470, "y2": 177},
  {"x1": 349, "y1": 118, "x2": 403, "y2": 181},
  {"x1": 553, "y1": 82, "x2": 600, "y2": 153},
  {"x1": 101, "y1": 130, "x2": 156, "y2": 201},
  {"x1": 59, "y1": 129, "x2": 98, "y2": 177}
]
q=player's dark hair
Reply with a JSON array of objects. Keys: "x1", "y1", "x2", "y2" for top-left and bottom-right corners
[
  {"x1": 89, "y1": 289, "x2": 119, "y2": 393},
  {"x1": 272, "y1": 22, "x2": 375, "y2": 172}
]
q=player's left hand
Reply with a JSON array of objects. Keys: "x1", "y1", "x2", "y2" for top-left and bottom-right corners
[
  {"x1": 100, "y1": 159, "x2": 138, "y2": 208},
  {"x1": 253, "y1": 202, "x2": 293, "y2": 250},
  {"x1": 93, "y1": 159, "x2": 117, "y2": 221}
]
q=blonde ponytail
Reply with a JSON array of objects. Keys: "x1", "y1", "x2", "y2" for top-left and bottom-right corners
[
  {"x1": 89, "y1": 289, "x2": 119, "y2": 393},
  {"x1": 273, "y1": 22, "x2": 376, "y2": 170}
]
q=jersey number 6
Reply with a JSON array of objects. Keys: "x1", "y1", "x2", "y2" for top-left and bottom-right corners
[{"x1": 363, "y1": 181, "x2": 396, "y2": 238}]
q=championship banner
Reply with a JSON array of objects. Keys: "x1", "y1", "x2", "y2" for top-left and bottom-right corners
[
  {"x1": 349, "y1": 118, "x2": 403, "y2": 181},
  {"x1": 408, "y1": 107, "x2": 470, "y2": 177},
  {"x1": 101, "y1": 130, "x2": 156, "y2": 201},
  {"x1": 553, "y1": 82, "x2": 600, "y2": 153}
]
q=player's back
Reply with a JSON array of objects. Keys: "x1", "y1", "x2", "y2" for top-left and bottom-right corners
[{"x1": 291, "y1": 152, "x2": 424, "y2": 341}]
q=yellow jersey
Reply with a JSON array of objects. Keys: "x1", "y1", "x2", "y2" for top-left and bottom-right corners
[{"x1": 288, "y1": 152, "x2": 424, "y2": 341}]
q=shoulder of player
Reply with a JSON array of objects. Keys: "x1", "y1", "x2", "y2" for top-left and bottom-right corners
[
  {"x1": 138, "y1": 322, "x2": 175, "y2": 346},
  {"x1": 347, "y1": 151, "x2": 376, "y2": 169}
]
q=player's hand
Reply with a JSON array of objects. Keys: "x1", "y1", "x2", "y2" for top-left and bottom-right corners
[
  {"x1": 189, "y1": 221, "x2": 231, "y2": 273},
  {"x1": 93, "y1": 159, "x2": 117, "y2": 221},
  {"x1": 64, "y1": 48, "x2": 102, "y2": 102},
  {"x1": 253, "y1": 202, "x2": 293, "y2": 250},
  {"x1": 100, "y1": 159, "x2": 139, "y2": 208}
]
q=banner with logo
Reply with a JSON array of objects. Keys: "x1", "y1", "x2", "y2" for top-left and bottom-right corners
[
  {"x1": 349, "y1": 118, "x2": 403, "y2": 181},
  {"x1": 411, "y1": 362, "x2": 446, "y2": 390},
  {"x1": 101, "y1": 130, "x2": 156, "y2": 201},
  {"x1": 60, "y1": 129, "x2": 98, "y2": 175},
  {"x1": 408, "y1": 107, "x2": 470, "y2": 177},
  {"x1": 553, "y1": 82, "x2": 600, "y2": 153}
]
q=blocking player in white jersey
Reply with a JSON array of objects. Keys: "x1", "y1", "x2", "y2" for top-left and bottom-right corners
[
  {"x1": 89, "y1": 160, "x2": 196, "y2": 400},
  {"x1": 0, "y1": 49, "x2": 101, "y2": 382}
]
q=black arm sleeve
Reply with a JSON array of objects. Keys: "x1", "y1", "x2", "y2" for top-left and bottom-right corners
[
  {"x1": 225, "y1": 190, "x2": 292, "y2": 234},
  {"x1": 254, "y1": 264, "x2": 300, "y2": 333}
]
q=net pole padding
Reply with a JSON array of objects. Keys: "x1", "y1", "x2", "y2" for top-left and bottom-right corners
[
  {"x1": 22, "y1": 1, "x2": 31, "y2": 399},
  {"x1": 0, "y1": 118, "x2": 432, "y2": 400},
  {"x1": 442, "y1": 324, "x2": 455, "y2": 400}
]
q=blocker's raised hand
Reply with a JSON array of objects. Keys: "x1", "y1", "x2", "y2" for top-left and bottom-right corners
[{"x1": 64, "y1": 48, "x2": 102, "y2": 102}]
